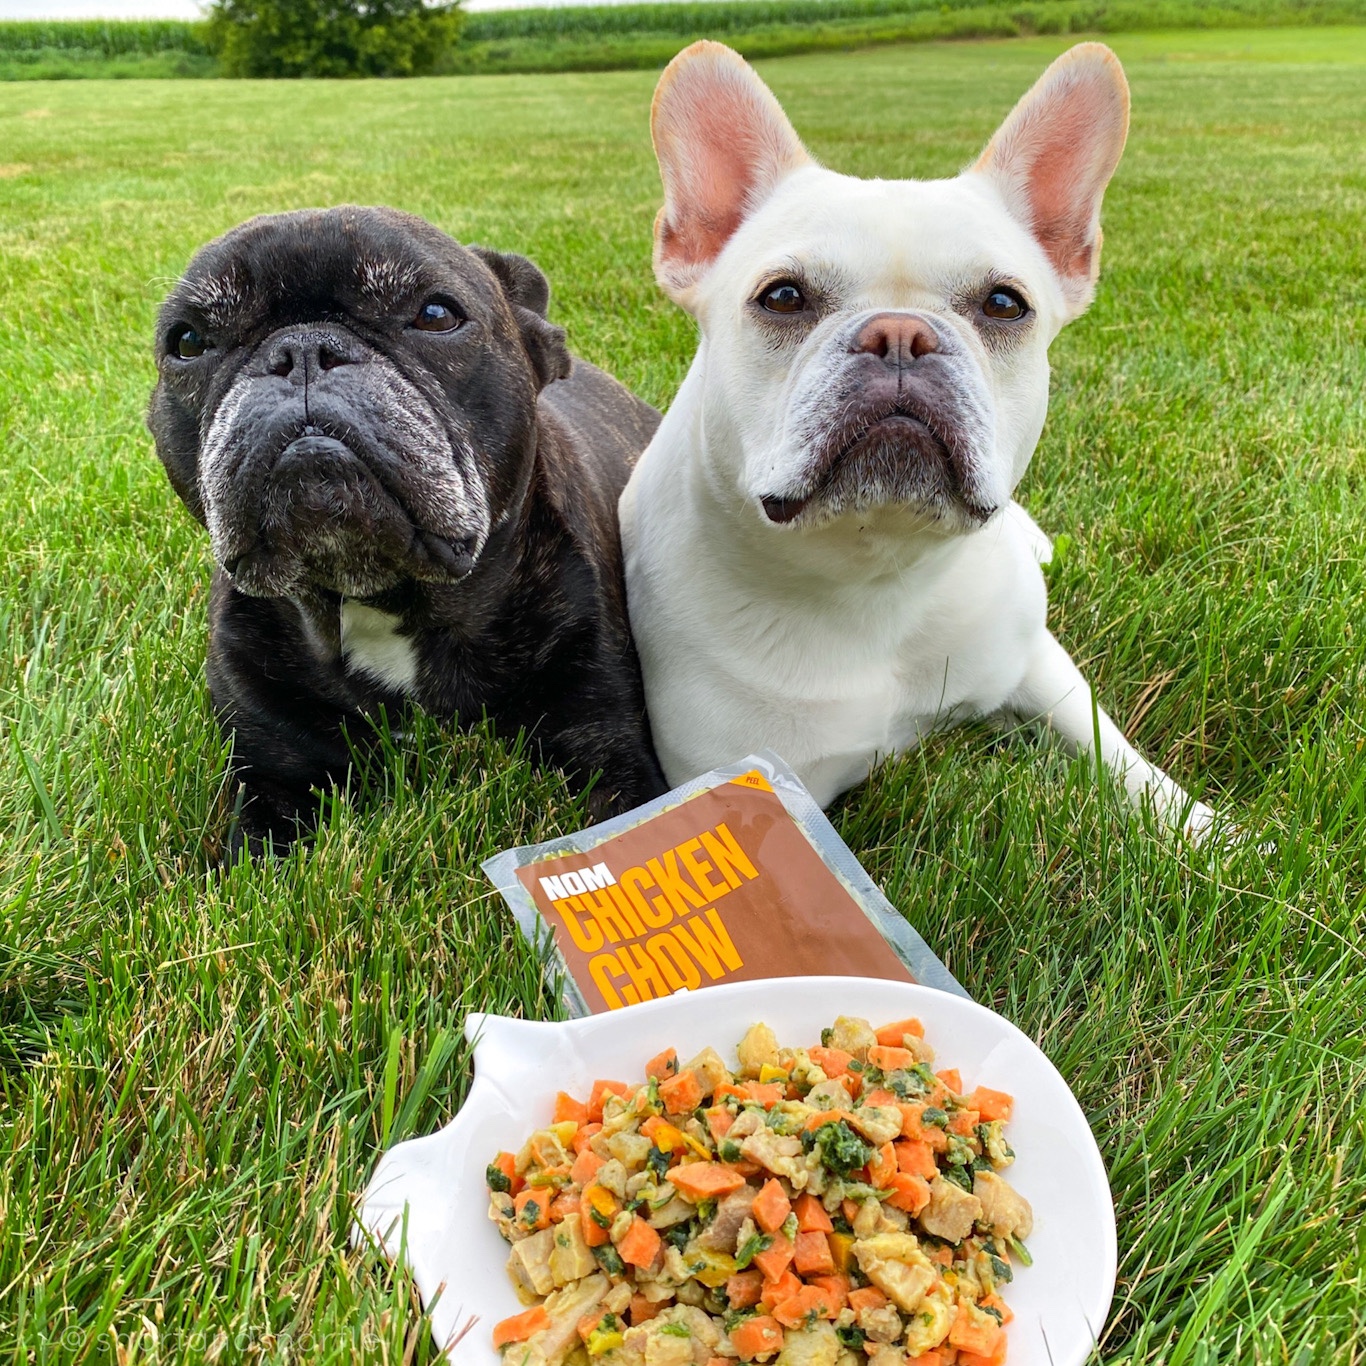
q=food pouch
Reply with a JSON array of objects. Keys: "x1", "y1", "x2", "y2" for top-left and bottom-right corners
[{"x1": 483, "y1": 750, "x2": 964, "y2": 1016}]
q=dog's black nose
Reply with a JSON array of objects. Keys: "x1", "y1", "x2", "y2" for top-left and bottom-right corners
[
  {"x1": 264, "y1": 329, "x2": 362, "y2": 380},
  {"x1": 851, "y1": 313, "x2": 939, "y2": 365}
]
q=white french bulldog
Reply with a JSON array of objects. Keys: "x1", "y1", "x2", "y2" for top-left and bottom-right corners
[{"x1": 620, "y1": 40, "x2": 1218, "y2": 838}]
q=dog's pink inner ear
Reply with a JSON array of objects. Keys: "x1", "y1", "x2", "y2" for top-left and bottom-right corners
[
  {"x1": 652, "y1": 43, "x2": 809, "y2": 301},
  {"x1": 974, "y1": 43, "x2": 1130, "y2": 304}
]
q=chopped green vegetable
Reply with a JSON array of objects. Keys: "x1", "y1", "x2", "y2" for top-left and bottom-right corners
[
  {"x1": 517, "y1": 1198, "x2": 541, "y2": 1228},
  {"x1": 593, "y1": 1244, "x2": 625, "y2": 1276},
  {"x1": 718, "y1": 1139, "x2": 743, "y2": 1163},
  {"x1": 780, "y1": 1212, "x2": 799, "y2": 1242},
  {"x1": 696, "y1": 1198, "x2": 718, "y2": 1223},
  {"x1": 921, "y1": 1105, "x2": 949, "y2": 1127},
  {"x1": 647, "y1": 1146, "x2": 671, "y2": 1181},
  {"x1": 664, "y1": 1223, "x2": 692, "y2": 1251},
  {"x1": 1009, "y1": 1234, "x2": 1033, "y2": 1267},
  {"x1": 836, "y1": 1325, "x2": 867, "y2": 1349},
  {"x1": 734, "y1": 1231, "x2": 774, "y2": 1269},
  {"x1": 804, "y1": 1120, "x2": 872, "y2": 1178},
  {"x1": 485, "y1": 1163, "x2": 511, "y2": 1193},
  {"x1": 659, "y1": 1322, "x2": 691, "y2": 1338}
]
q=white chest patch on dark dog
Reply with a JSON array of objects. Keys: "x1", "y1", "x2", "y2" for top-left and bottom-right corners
[{"x1": 340, "y1": 601, "x2": 417, "y2": 693}]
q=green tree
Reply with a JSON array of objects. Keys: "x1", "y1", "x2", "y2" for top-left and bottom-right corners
[{"x1": 207, "y1": 0, "x2": 463, "y2": 78}]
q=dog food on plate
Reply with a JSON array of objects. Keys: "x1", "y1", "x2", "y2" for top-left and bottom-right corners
[{"x1": 486, "y1": 1015, "x2": 1032, "y2": 1364}]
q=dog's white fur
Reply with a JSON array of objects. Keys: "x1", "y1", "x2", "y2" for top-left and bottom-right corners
[{"x1": 621, "y1": 40, "x2": 1217, "y2": 837}]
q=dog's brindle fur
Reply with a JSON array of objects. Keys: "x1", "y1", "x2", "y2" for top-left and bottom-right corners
[{"x1": 149, "y1": 207, "x2": 666, "y2": 851}]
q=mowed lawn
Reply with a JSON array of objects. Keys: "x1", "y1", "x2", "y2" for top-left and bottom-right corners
[{"x1": 1, "y1": 24, "x2": 1363, "y2": 1364}]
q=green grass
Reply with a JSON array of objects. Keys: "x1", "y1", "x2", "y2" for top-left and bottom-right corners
[
  {"x1": 0, "y1": 23, "x2": 1363, "y2": 1364},
  {"x1": 6, "y1": 0, "x2": 1366, "y2": 79}
]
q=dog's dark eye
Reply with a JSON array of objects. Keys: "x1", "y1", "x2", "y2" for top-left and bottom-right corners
[
  {"x1": 169, "y1": 325, "x2": 208, "y2": 359},
  {"x1": 758, "y1": 281, "x2": 807, "y2": 315},
  {"x1": 412, "y1": 299, "x2": 463, "y2": 333},
  {"x1": 982, "y1": 288, "x2": 1028, "y2": 321}
]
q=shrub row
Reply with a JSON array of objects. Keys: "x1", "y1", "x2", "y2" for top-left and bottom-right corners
[{"x1": 2, "y1": 0, "x2": 1365, "y2": 80}]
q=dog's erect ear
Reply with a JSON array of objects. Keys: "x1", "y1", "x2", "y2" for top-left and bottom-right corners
[
  {"x1": 472, "y1": 246, "x2": 571, "y2": 390},
  {"x1": 972, "y1": 43, "x2": 1130, "y2": 318},
  {"x1": 651, "y1": 41, "x2": 811, "y2": 309}
]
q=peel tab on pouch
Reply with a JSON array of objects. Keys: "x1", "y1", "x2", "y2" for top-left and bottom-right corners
[{"x1": 484, "y1": 752, "x2": 967, "y2": 1016}]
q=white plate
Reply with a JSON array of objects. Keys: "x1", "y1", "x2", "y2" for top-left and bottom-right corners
[{"x1": 358, "y1": 976, "x2": 1116, "y2": 1364}]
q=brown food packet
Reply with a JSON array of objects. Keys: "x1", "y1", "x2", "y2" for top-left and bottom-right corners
[{"x1": 483, "y1": 751, "x2": 965, "y2": 1015}]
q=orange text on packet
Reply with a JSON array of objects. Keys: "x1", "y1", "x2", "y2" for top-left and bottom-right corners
[{"x1": 545, "y1": 822, "x2": 757, "y2": 1007}]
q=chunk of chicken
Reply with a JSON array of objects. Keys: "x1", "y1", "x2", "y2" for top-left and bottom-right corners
[
  {"x1": 740, "y1": 1130, "x2": 808, "y2": 1188},
  {"x1": 804, "y1": 1077, "x2": 854, "y2": 1111},
  {"x1": 826, "y1": 1016, "x2": 877, "y2": 1061},
  {"x1": 972, "y1": 1170, "x2": 1033, "y2": 1241},
  {"x1": 548, "y1": 1213, "x2": 597, "y2": 1287},
  {"x1": 775, "y1": 1320, "x2": 841, "y2": 1366},
  {"x1": 901, "y1": 1279, "x2": 954, "y2": 1356},
  {"x1": 518, "y1": 1273, "x2": 609, "y2": 1366},
  {"x1": 844, "y1": 1105, "x2": 903, "y2": 1147},
  {"x1": 857, "y1": 1303, "x2": 904, "y2": 1344},
  {"x1": 507, "y1": 1225, "x2": 556, "y2": 1298},
  {"x1": 683, "y1": 1046, "x2": 731, "y2": 1098},
  {"x1": 737, "y1": 1023, "x2": 781, "y2": 1078},
  {"x1": 852, "y1": 1232, "x2": 937, "y2": 1314},
  {"x1": 696, "y1": 1184, "x2": 757, "y2": 1252},
  {"x1": 917, "y1": 1176, "x2": 983, "y2": 1244}
]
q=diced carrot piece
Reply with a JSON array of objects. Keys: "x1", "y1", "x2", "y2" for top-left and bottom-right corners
[
  {"x1": 576, "y1": 1309, "x2": 606, "y2": 1343},
  {"x1": 704, "y1": 1105, "x2": 734, "y2": 1142},
  {"x1": 970, "y1": 1087, "x2": 1014, "y2": 1122},
  {"x1": 617, "y1": 1214, "x2": 663, "y2": 1268},
  {"x1": 670, "y1": 1162, "x2": 747, "y2": 1200},
  {"x1": 862, "y1": 1087, "x2": 899, "y2": 1107},
  {"x1": 885, "y1": 1172, "x2": 931, "y2": 1215},
  {"x1": 570, "y1": 1121, "x2": 602, "y2": 1154},
  {"x1": 928, "y1": 1242, "x2": 954, "y2": 1266},
  {"x1": 553, "y1": 1091, "x2": 588, "y2": 1126},
  {"x1": 730, "y1": 1158, "x2": 764, "y2": 1178},
  {"x1": 898, "y1": 1103, "x2": 949, "y2": 1151},
  {"x1": 809, "y1": 1273, "x2": 850, "y2": 1313},
  {"x1": 868, "y1": 1141, "x2": 897, "y2": 1188},
  {"x1": 492, "y1": 1305, "x2": 550, "y2": 1347},
  {"x1": 808, "y1": 1045, "x2": 854, "y2": 1077},
  {"x1": 935, "y1": 1069, "x2": 963, "y2": 1096},
  {"x1": 895, "y1": 1139, "x2": 938, "y2": 1180},
  {"x1": 629, "y1": 1293, "x2": 662, "y2": 1325},
  {"x1": 793, "y1": 1229, "x2": 835, "y2": 1276},
  {"x1": 570, "y1": 1148, "x2": 605, "y2": 1187},
  {"x1": 726, "y1": 1268, "x2": 765, "y2": 1309},
  {"x1": 773, "y1": 1283, "x2": 840, "y2": 1327},
  {"x1": 731, "y1": 1316, "x2": 785, "y2": 1361},
  {"x1": 949, "y1": 1108, "x2": 981, "y2": 1137},
  {"x1": 846, "y1": 1286, "x2": 887, "y2": 1314},
  {"x1": 981, "y1": 1293, "x2": 1015, "y2": 1325},
  {"x1": 759, "y1": 1267, "x2": 801, "y2": 1310},
  {"x1": 794, "y1": 1193, "x2": 833, "y2": 1233},
  {"x1": 549, "y1": 1190, "x2": 579, "y2": 1221},
  {"x1": 587, "y1": 1079, "x2": 629, "y2": 1122},
  {"x1": 840, "y1": 1199, "x2": 860, "y2": 1226},
  {"x1": 753, "y1": 1178, "x2": 793, "y2": 1234},
  {"x1": 659, "y1": 1069, "x2": 704, "y2": 1115},
  {"x1": 579, "y1": 1184, "x2": 615, "y2": 1246},
  {"x1": 949, "y1": 1305, "x2": 1005, "y2": 1358},
  {"x1": 752, "y1": 1233, "x2": 795, "y2": 1283},
  {"x1": 746, "y1": 1082, "x2": 784, "y2": 1108},
  {"x1": 645, "y1": 1047, "x2": 679, "y2": 1081},
  {"x1": 802, "y1": 1108, "x2": 852, "y2": 1133},
  {"x1": 868, "y1": 1044, "x2": 916, "y2": 1071},
  {"x1": 640, "y1": 1114, "x2": 667, "y2": 1139},
  {"x1": 705, "y1": 1360, "x2": 730, "y2": 1366},
  {"x1": 513, "y1": 1188, "x2": 551, "y2": 1231},
  {"x1": 714, "y1": 1081, "x2": 749, "y2": 1104},
  {"x1": 906, "y1": 1352, "x2": 951, "y2": 1366},
  {"x1": 875, "y1": 1017, "x2": 925, "y2": 1046},
  {"x1": 958, "y1": 1344, "x2": 1008, "y2": 1366}
]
